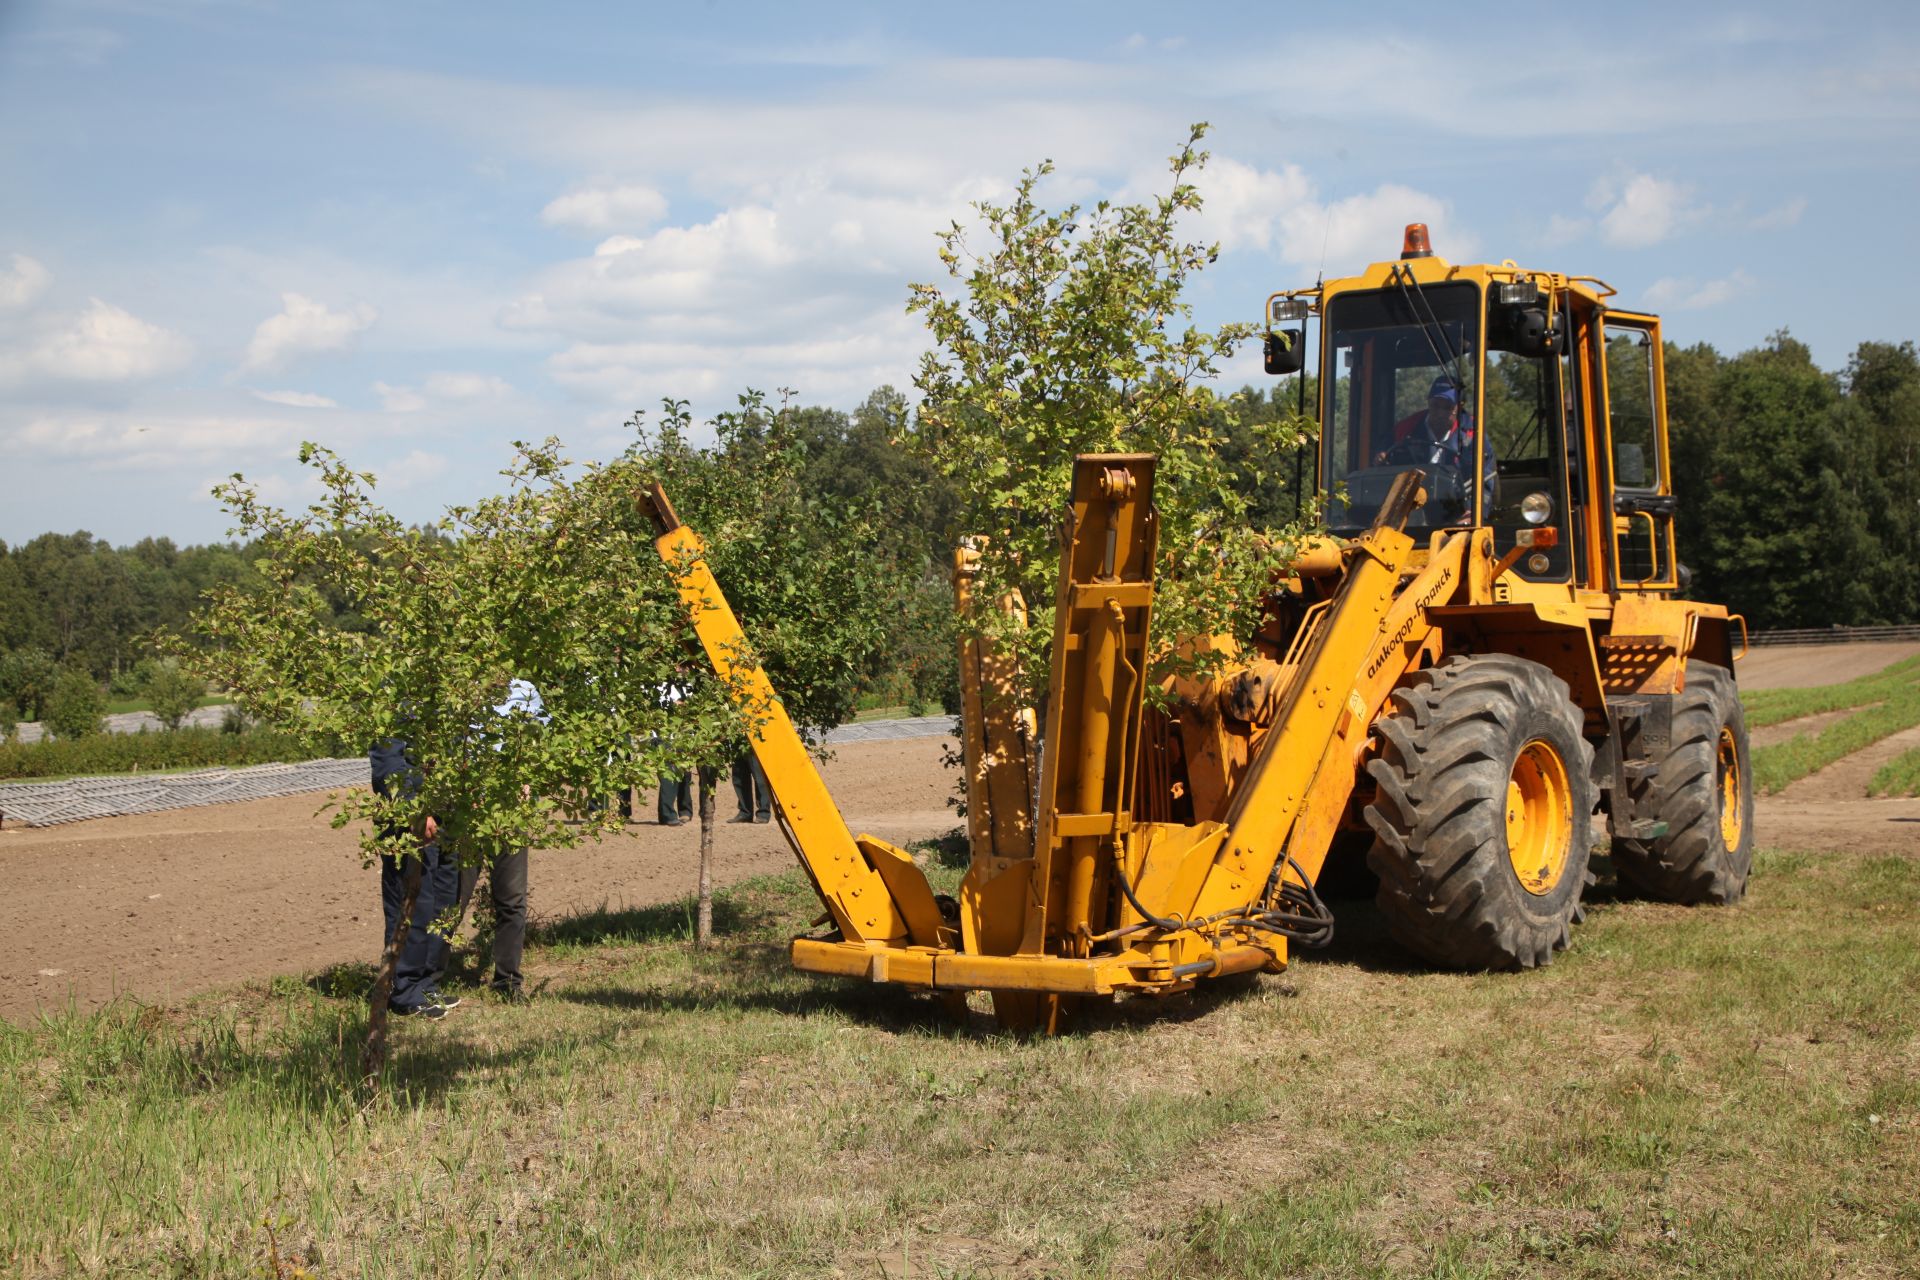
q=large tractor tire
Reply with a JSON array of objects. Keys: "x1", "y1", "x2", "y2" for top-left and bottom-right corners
[
  {"x1": 1364, "y1": 654, "x2": 1597, "y2": 970},
  {"x1": 1611, "y1": 662, "x2": 1753, "y2": 904}
]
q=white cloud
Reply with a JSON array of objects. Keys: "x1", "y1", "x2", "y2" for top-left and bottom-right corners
[
  {"x1": 374, "y1": 380, "x2": 427, "y2": 413},
  {"x1": 422, "y1": 371, "x2": 513, "y2": 401},
  {"x1": 540, "y1": 183, "x2": 669, "y2": 233},
  {"x1": 372, "y1": 372, "x2": 511, "y2": 411},
  {"x1": 1189, "y1": 158, "x2": 1315, "y2": 254},
  {"x1": 251, "y1": 388, "x2": 338, "y2": 409},
  {"x1": 1644, "y1": 268, "x2": 1756, "y2": 310},
  {"x1": 1750, "y1": 197, "x2": 1807, "y2": 230},
  {"x1": 1593, "y1": 173, "x2": 1705, "y2": 249},
  {"x1": 242, "y1": 292, "x2": 377, "y2": 373},
  {"x1": 1540, "y1": 213, "x2": 1591, "y2": 246},
  {"x1": 0, "y1": 255, "x2": 51, "y2": 309},
  {"x1": 545, "y1": 310, "x2": 924, "y2": 413},
  {"x1": 379, "y1": 448, "x2": 449, "y2": 491},
  {"x1": 18, "y1": 299, "x2": 193, "y2": 383},
  {"x1": 1273, "y1": 183, "x2": 1469, "y2": 273},
  {"x1": 3, "y1": 409, "x2": 300, "y2": 471}
]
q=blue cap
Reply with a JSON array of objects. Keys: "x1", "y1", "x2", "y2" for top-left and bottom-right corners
[{"x1": 1428, "y1": 377, "x2": 1459, "y2": 404}]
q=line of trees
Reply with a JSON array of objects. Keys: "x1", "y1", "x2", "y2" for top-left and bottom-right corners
[
  {"x1": 1670, "y1": 334, "x2": 1920, "y2": 629},
  {"x1": 1, "y1": 334, "x2": 1916, "y2": 737}
]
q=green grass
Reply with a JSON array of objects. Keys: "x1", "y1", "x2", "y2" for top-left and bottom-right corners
[
  {"x1": 1742, "y1": 654, "x2": 1920, "y2": 793},
  {"x1": 1750, "y1": 685, "x2": 1920, "y2": 793},
  {"x1": 101, "y1": 693, "x2": 232, "y2": 716},
  {"x1": 1869, "y1": 747, "x2": 1920, "y2": 796},
  {"x1": 4, "y1": 845, "x2": 1916, "y2": 1278}
]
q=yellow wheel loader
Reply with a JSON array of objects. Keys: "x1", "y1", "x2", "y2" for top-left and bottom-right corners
[{"x1": 644, "y1": 223, "x2": 1753, "y2": 1032}]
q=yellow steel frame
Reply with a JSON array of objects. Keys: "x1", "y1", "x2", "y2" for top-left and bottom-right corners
[{"x1": 641, "y1": 238, "x2": 1746, "y2": 1030}]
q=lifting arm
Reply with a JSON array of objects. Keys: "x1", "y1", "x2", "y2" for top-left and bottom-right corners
[{"x1": 641, "y1": 483, "x2": 947, "y2": 950}]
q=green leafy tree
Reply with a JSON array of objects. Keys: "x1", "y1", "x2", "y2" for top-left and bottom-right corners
[
  {"x1": 905, "y1": 123, "x2": 1312, "y2": 697},
  {"x1": 44, "y1": 666, "x2": 106, "y2": 740},
  {"x1": 1692, "y1": 332, "x2": 1875, "y2": 629},
  {"x1": 0, "y1": 646, "x2": 59, "y2": 722},
  {"x1": 137, "y1": 657, "x2": 206, "y2": 731},
  {"x1": 184, "y1": 438, "x2": 750, "y2": 1078},
  {"x1": 634, "y1": 392, "x2": 896, "y2": 738},
  {"x1": 1837, "y1": 341, "x2": 1920, "y2": 622}
]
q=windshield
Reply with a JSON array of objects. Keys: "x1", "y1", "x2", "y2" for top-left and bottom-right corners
[{"x1": 1322, "y1": 282, "x2": 1484, "y2": 532}]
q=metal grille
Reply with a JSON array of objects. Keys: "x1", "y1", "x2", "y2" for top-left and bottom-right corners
[{"x1": 0, "y1": 758, "x2": 370, "y2": 827}]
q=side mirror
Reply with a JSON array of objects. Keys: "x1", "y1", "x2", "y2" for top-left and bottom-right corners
[
  {"x1": 1615, "y1": 442, "x2": 1648, "y2": 487},
  {"x1": 1264, "y1": 328, "x2": 1305, "y2": 375}
]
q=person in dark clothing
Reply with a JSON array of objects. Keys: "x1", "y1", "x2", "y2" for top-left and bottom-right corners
[
  {"x1": 729, "y1": 750, "x2": 771, "y2": 823},
  {"x1": 656, "y1": 681, "x2": 692, "y2": 825},
  {"x1": 657, "y1": 768, "x2": 693, "y2": 825},
  {"x1": 456, "y1": 849, "x2": 529, "y2": 999},
  {"x1": 455, "y1": 677, "x2": 544, "y2": 1000},
  {"x1": 1375, "y1": 376, "x2": 1498, "y2": 521},
  {"x1": 369, "y1": 737, "x2": 460, "y2": 1018}
]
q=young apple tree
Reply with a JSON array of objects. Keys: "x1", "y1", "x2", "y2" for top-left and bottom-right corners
[{"x1": 906, "y1": 122, "x2": 1316, "y2": 698}]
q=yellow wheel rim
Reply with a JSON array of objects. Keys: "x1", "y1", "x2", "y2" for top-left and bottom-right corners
[
  {"x1": 1506, "y1": 738, "x2": 1573, "y2": 896},
  {"x1": 1717, "y1": 727, "x2": 1745, "y2": 850}
]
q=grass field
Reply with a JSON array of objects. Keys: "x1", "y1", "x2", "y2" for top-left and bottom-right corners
[
  {"x1": 4, "y1": 842, "x2": 1915, "y2": 1278},
  {"x1": 1747, "y1": 655, "x2": 1920, "y2": 793},
  {"x1": 101, "y1": 694, "x2": 233, "y2": 717}
]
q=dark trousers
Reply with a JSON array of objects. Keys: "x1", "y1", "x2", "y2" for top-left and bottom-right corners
[
  {"x1": 586, "y1": 786, "x2": 634, "y2": 819},
  {"x1": 380, "y1": 840, "x2": 458, "y2": 1011},
  {"x1": 731, "y1": 752, "x2": 771, "y2": 820},
  {"x1": 658, "y1": 768, "x2": 692, "y2": 823},
  {"x1": 457, "y1": 847, "x2": 529, "y2": 993}
]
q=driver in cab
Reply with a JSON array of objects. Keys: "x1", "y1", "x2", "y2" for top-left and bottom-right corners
[{"x1": 1372, "y1": 376, "x2": 1497, "y2": 520}]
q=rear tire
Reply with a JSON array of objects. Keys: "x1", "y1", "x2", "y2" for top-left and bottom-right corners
[
  {"x1": 1611, "y1": 662, "x2": 1753, "y2": 904},
  {"x1": 1365, "y1": 654, "x2": 1597, "y2": 970}
]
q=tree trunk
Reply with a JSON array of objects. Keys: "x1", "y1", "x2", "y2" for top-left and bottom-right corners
[
  {"x1": 696, "y1": 765, "x2": 716, "y2": 946},
  {"x1": 361, "y1": 854, "x2": 421, "y2": 1088}
]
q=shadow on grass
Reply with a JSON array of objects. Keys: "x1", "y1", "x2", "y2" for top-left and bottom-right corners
[
  {"x1": 910, "y1": 827, "x2": 970, "y2": 871},
  {"x1": 529, "y1": 894, "x2": 760, "y2": 950},
  {"x1": 554, "y1": 971, "x2": 968, "y2": 1036}
]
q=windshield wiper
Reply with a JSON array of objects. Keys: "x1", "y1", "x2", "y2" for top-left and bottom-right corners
[{"x1": 1389, "y1": 261, "x2": 1467, "y2": 395}]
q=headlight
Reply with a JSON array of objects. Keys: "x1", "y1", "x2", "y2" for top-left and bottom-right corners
[{"x1": 1520, "y1": 491, "x2": 1553, "y2": 525}]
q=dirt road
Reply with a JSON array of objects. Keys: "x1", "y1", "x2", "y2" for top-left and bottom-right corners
[
  {"x1": 1734, "y1": 640, "x2": 1920, "y2": 688},
  {"x1": 6, "y1": 642, "x2": 1917, "y2": 1022}
]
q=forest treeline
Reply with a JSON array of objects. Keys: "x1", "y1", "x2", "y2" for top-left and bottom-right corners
[{"x1": 2, "y1": 332, "x2": 1915, "y2": 728}]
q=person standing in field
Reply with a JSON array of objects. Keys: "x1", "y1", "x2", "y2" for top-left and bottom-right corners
[
  {"x1": 729, "y1": 749, "x2": 771, "y2": 824},
  {"x1": 454, "y1": 676, "x2": 546, "y2": 1002},
  {"x1": 370, "y1": 736, "x2": 460, "y2": 1019},
  {"x1": 656, "y1": 679, "x2": 693, "y2": 826}
]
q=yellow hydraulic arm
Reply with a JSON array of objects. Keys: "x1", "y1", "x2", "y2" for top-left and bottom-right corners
[
  {"x1": 644, "y1": 464, "x2": 1464, "y2": 1029},
  {"x1": 641, "y1": 483, "x2": 947, "y2": 951}
]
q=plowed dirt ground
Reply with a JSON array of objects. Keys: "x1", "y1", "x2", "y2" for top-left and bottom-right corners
[{"x1": 4, "y1": 640, "x2": 1917, "y2": 1022}]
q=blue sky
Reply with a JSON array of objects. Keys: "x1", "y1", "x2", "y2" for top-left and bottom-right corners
[{"x1": 2, "y1": 0, "x2": 1915, "y2": 545}]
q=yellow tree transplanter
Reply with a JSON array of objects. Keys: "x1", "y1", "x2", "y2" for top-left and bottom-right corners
[{"x1": 647, "y1": 225, "x2": 1753, "y2": 1033}]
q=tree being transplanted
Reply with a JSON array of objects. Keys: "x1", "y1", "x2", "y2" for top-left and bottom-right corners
[{"x1": 905, "y1": 122, "x2": 1315, "y2": 699}]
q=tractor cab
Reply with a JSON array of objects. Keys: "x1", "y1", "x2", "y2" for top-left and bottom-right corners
[{"x1": 1268, "y1": 224, "x2": 1678, "y2": 598}]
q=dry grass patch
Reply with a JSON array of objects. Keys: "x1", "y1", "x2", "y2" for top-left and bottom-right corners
[{"x1": 2, "y1": 847, "x2": 1916, "y2": 1278}]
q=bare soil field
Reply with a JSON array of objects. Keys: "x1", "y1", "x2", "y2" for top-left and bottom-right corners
[
  {"x1": 4, "y1": 641, "x2": 1915, "y2": 1023},
  {"x1": 0, "y1": 737, "x2": 954, "y2": 1020},
  {"x1": 1734, "y1": 638, "x2": 1920, "y2": 688}
]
